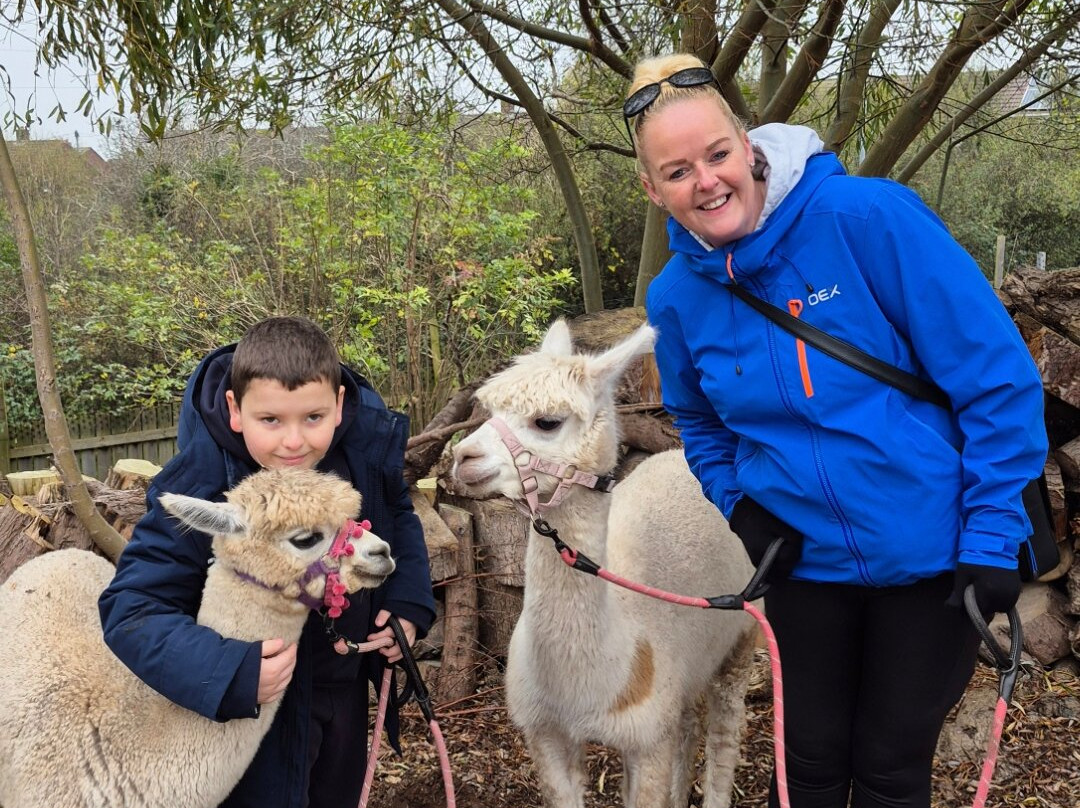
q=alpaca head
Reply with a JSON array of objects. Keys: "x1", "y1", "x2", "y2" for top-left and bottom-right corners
[
  {"x1": 159, "y1": 468, "x2": 395, "y2": 606},
  {"x1": 453, "y1": 319, "x2": 655, "y2": 507}
]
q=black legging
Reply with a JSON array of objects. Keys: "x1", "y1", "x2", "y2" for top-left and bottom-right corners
[{"x1": 764, "y1": 573, "x2": 981, "y2": 808}]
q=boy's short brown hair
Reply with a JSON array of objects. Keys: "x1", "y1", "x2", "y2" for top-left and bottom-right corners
[{"x1": 230, "y1": 316, "x2": 342, "y2": 404}]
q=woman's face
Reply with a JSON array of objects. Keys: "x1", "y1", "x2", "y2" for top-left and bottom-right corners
[{"x1": 637, "y1": 96, "x2": 763, "y2": 247}]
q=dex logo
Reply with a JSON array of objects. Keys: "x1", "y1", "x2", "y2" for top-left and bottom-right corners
[{"x1": 807, "y1": 284, "x2": 841, "y2": 306}]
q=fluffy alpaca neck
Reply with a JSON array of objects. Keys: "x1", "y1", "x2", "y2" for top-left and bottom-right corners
[
  {"x1": 521, "y1": 488, "x2": 634, "y2": 658},
  {"x1": 198, "y1": 564, "x2": 313, "y2": 645},
  {"x1": 109, "y1": 565, "x2": 315, "y2": 806}
]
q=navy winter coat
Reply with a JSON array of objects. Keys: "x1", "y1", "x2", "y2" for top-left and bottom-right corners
[
  {"x1": 647, "y1": 133, "x2": 1047, "y2": 587},
  {"x1": 99, "y1": 344, "x2": 435, "y2": 807}
]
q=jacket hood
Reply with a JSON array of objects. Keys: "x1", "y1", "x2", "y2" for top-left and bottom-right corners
[
  {"x1": 752, "y1": 123, "x2": 826, "y2": 224},
  {"x1": 666, "y1": 123, "x2": 841, "y2": 277},
  {"x1": 191, "y1": 344, "x2": 363, "y2": 471}
]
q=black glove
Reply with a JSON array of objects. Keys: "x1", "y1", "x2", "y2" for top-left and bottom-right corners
[
  {"x1": 729, "y1": 496, "x2": 803, "y2": 583},
  {"x1": 947, "y1": 563, "x2": 1021, "y2": 615}
]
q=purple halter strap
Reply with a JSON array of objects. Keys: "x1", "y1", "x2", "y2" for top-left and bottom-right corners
[{"x1": 231, "y1": 518, "x2": 371, "y2": 614}]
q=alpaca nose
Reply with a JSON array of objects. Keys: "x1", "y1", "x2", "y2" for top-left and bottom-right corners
[
  {"x1": 362, "y1": 540, "x2": 391, "y2": 562},
  {"x1": 453, "y1": 440, "x2": 481, "y2": 466},
  {"x1": 357, "y1": 539, "x2": 395, "y2": 575},
  {"x1": 453, "y1": 448, "x2": 495, "y2": 486}
]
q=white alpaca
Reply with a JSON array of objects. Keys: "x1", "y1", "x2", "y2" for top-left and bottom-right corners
[
  {"x1": 452, "y1": 321, "x2": 758, "y2": 808},
  {"x1": 0, "y1": 468, "x2": 395, "y2": 808}
]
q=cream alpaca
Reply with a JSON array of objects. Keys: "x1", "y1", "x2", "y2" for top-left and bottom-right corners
[
  {"x1": 0, "y1": 468, "x2": 394, "y2": 808},
  {"x1": 452, "y1": 321, "x2": 758, "y2": 808}
]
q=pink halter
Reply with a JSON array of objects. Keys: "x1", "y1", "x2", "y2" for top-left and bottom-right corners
[{"x1": 486, "y1": 417, "x2": 617, "y2": 517}]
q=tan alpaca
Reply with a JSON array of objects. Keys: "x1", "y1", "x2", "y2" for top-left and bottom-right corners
[
  {"x1": 0, "y1": 468, "x2": 394, "y2": 808},
  {"x1": 452, "y1": 321, "x2": 758, "y2": 808}
]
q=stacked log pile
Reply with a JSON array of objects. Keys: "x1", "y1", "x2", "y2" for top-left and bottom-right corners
[{"x1": 998, "y1": 265, "x2": 1080, "y2": 668}]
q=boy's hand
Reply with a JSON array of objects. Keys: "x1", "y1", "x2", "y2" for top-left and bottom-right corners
[
  {"x1": 257, "y1": 638, "x2": 297, "y2": 705},
  {"x1": 367, "y1": 610, "x2": 417, "y2": 664}
]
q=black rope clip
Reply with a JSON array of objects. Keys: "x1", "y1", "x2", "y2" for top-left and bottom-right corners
[
  {"x1": 322, "y1": 612, "x2": 363, "y2": 654},
  {"x1": 533, "y1": 517, "x2": 601, "y2": 576},
  {"x1": 963, "y1": 586, "x2": 1023, "y2": 703},
  {"x1": 322, "y1": 612, "x2": 437, "y2": 722},
  {"x1": 705, "y1": 536, "x2": 782, "y2": 609}
]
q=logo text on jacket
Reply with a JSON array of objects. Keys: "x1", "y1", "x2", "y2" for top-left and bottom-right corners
[{"x1": 807, "y1": 285, "x2": 841, "y2": 306}]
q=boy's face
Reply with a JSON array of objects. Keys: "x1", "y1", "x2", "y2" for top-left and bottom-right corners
[{"x1": 226, "y1": 378, "x2": 345, "y2": 471}]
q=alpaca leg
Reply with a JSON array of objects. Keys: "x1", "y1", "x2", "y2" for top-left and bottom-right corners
[
  {"x1": 624, "y1": 737, "x2": 680, "y2": 808},
  {"x1": 701, "y1": 628, "x2": 757, "y2": 808},
  {"x1": 672, "y1": 696, "x2": 705, "y2": 807},
  {"x1": 525, "y1": 725, "x2": 587, "y2": 808},
  {"x1": 621, "y1": 747, "x2": 641, "y2": 807}
]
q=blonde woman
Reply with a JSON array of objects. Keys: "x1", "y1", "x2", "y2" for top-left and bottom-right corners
[{"x1": 630, "y1": 53, "x2": 1046, "y2": 808}]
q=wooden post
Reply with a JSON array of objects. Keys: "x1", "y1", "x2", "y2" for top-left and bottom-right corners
[
  {"x1": 435, "y1": 504, "x2": 479, "y2": 703},
  {"x1": 993, "y1": 234, "x2": 1006, "y2": 289},
  {"x1": 1036, "y1": 251, "x2": 1046, "y2": 271},
  {"x1": 0, "y1": 373, "x2": 9, "y2": 477},
  {"x1": 104, "y1": 458, "x2": 162, "y2": 491}
]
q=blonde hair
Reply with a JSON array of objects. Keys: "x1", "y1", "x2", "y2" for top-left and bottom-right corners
[{"x1": 627, "y1": 54, "x2": 743, "y2": 148}]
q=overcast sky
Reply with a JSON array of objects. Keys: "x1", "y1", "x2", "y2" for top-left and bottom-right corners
[{"x1": 1, "y1": 15, "x2": 121, "y2": 156}]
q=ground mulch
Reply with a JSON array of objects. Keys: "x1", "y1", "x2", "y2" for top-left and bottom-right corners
[{"x1": 371, "y1": 652, "x2": 1079, "y2": 808}]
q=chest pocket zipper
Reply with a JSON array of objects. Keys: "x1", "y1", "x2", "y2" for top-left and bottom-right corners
[{"x1": 787, "y1": 299, "x2": 814, "y2": 398}]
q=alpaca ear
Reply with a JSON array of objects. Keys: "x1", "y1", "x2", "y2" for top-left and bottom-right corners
[
  {"x1": 159, "y1": 494, "x2": 249, "y2": 537},
  {"x1": 587, "y1": 324, "x2": 657, "y2": 389},
  {"x1": 539, "y1": 319, "x2": 574, "y2": 356}
]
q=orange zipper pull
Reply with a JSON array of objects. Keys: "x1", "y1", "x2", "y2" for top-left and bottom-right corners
[{"x1": 788, "y1": 300, "x2": 814, "y2": 398}]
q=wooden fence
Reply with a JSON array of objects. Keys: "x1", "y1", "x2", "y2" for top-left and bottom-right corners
[{"x1": 2, "y1": 403, "x2": 180, "y2": 481}]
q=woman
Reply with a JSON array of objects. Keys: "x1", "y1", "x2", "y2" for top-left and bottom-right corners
[{"x1": 631, "y1": 53, "x2": 1047, "y2": 808}]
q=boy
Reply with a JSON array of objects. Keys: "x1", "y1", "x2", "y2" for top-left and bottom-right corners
[{"x1": 99, "y1": 316, "x2": 436, "y2": 808}]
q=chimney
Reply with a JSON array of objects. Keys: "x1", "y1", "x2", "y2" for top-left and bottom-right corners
[{"x1": 15, "y1": 126, "x2": 30, "y2": 142}]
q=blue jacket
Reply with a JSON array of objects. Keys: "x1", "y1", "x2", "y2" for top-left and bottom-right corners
[
  {"x1": 647, "y1": 144, "x2": 1047, "y2": 587},
  {"x1": 99, "y1": 344, "x2": 436, "y2": 807}
]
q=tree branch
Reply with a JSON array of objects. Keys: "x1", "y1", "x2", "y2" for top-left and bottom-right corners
[
  {"x1": 436, "y1": 0, "x2": 605, "y2": 312},
  {"x1": 547, "y1": 110, "x2": 635, "y2": 156},
  {"x1": 0, "y1": 130, "x2": 126, "y2": 561},
  {"x1": 896, "y1": 10, "x2": 1080, "y2": 183},
  {"x1": 721, "y1": 77, "x2": 754, "y2": 123},
  {"x1": 464, "y1": 0, "x2": 632, "y2": 77},
  {"x1": 712, "y1": 0, "x2": 780, "y2": 87},
  {"x1": 758, "y1": 0, "x2": 811, "y2": 110},
  {"x1": 858, "y1": 0, "x2": 1035, "y2": 177},
  {"x1": 760, "y1": 0, "x2": 847, "y2": 124},
  {"x1": 823, "y1": 0, "x2": 903, "y2": 151},
  {"x1": 593, "y1": 0, "x2": 632, "y2": 54}
]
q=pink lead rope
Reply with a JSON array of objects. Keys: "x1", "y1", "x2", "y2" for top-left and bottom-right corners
[
  {"x1": 540, "y1": 519, "x2": 791, "y2": 808},
  {"x1": 323, "y1": 615, "x2": 456, "y2": 808},
  {"x1": 544, "y1": 519, "x2": 1022, "y2": 808},
  {"x1": 487, "y1": 416, "x2": 1022, "y2": 808}
]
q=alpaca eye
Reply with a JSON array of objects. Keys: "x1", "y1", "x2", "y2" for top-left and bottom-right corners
[
  {"x1": 290, "y1": 533, "x2": 323, "y2": 550},
  {"x1": 534, "y1": 417, "x2": 563, "y2": 432}
]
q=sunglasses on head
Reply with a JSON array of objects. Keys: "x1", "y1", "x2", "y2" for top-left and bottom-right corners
[{"x1": 623, "y1": 67, "x2": 720, "y2": 143}]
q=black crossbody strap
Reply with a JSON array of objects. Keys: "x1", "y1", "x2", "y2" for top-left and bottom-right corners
[{"x1": 725, "y1": 282, "x2": 952, "y2": 411}]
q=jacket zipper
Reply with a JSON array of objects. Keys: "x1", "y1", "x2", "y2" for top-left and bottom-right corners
[
  {"x1": 787, "y1": 299, "x2": 814, "y2": 398},
  {"x1": 736, "y1": 267, "x2": 873, "y2": 586}
]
